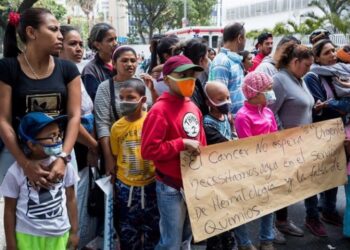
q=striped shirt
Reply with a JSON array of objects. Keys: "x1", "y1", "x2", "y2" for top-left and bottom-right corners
[{"x1": 209, "y1": 47, "x2": 245, "y2": 115}]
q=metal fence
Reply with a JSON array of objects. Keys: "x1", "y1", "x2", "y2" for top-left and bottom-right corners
[{"x1": 246, "y1": 33, "x2": 350, "y2": 51}]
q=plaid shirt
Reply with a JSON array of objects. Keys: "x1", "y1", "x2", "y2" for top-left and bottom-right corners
[{"x1": 209, "y1": 47, "x2": 245, "y2": 115}]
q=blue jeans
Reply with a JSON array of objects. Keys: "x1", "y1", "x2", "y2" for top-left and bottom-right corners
[
  {"x1": 344, "y1": 176, "x2": 350, "y2": 237},
  {"x1": 304, "y1": 187, "x2": 338, "y2": 219},
  {"x1": 318, "y1": 187, "x2": 338, "y2": 214},
  {"x1": 155, "y1": 181, "x2": 192, "y2": 250},
  {"x1": 234, "y1": 213, "x2": 274, "y2": 247}
]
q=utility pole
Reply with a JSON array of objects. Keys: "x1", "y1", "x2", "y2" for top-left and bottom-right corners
[
  {"x1": 220, "y1": 0, "x2": 223, "y2": 26},
  {"x1": 216, "y1": 0, "x2": 223, "y2": 26},
  {"x1": 182, "y1": 0, "x2": 188, "y2": 27}
]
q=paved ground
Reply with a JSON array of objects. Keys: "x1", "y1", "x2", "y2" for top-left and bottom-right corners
[
  {"x1": 192, "y1": 187, "x2": 350, "y2": 250},
  {"x1": 1, "y1": 188, "x2": 349, "y2": 250}
]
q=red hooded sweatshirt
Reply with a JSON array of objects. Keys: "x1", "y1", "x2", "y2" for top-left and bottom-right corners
[
  {"x1": 141, "y1": 92, "x2": 207, "y2": 189},
  {"x1": 249, "y1": 52, "x2": 265, "y2": 72}
]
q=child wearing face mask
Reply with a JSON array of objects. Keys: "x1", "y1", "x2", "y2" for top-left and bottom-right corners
[
  {"x1": 203, "y1": 81, "x2": 235, "y2": 144},
  {"x1": 234, "y1": 71, "x2": 277, "y2": 250},
  {"x1": 203, "y1": 81, "x2": 236, "y2": 250},
  {"x1": 0, "y1": 112, "x2": 79, "y2": 250},
  {"x1": 109, "y1": 78, "x2": 159, "y2": 249},
  {"x1": 141, "y1": 55, "x2": 207, "y2": 249}
]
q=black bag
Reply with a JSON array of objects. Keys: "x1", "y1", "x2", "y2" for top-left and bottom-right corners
[
  {"x1": 87, "y1": 166, "x2": 105, "y2": 218},
  {"x1": 0, "y1": 139, "x2": 4, "y2": 153}
]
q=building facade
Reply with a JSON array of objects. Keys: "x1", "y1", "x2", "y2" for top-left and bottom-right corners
[
  {"x1": 109, "y1": 0, "x2": 129, "y2": 41},
  {"x1": 223, "y1": 0, "x2": 322, "y2": 31}
]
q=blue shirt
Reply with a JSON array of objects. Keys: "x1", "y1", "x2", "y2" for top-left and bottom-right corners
[
  {"x1": 209, "y1": 47, "x2": 245, "y2": 115},
  {"x1": 203, "y1": 114, "x2": 232, "y2": 141}
]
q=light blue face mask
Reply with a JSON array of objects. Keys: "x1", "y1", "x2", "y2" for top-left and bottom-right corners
[
  {"x1": 41, "y1": 142, "x2": 63, "y2": 156},
  {"x1": 263, "y1": 90, "x2": 277, "y2": 105},
  {"x1": 246, "y1": 85, "x2": 276, "y2": 105}
]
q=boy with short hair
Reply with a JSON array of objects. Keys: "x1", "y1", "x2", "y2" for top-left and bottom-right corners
[
  {"x1": 141, "y1": 55, "x2": 207, "y2": 249},
  {"x1": 204, "y1": 81, "x2": 235, "y2": 144},
  {"x1": 0, "y1": 112, "x2": 79, "y2": 250},
  {"x1": 203, "y1": 81, "x2": 236, "y2": 250},
  {"x1": 109, "y1": 78, "x2": 159, "y2": 249}
]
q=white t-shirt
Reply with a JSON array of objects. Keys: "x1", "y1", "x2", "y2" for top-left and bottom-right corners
[
  {"x1": 0, "y1": 156, "x2": 79, "y2": 236},
  {"x1": 81, "y1": 81, "x2": 93, "y2": 116}
]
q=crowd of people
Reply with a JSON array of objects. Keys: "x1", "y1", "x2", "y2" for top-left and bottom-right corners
[{"x1": 0, "y1": 7, "x2": 350, "y2": 250}]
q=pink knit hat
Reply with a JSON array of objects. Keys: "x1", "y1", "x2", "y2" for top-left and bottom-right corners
[{"x1": 242, "y1": 71, "x2": 273, "y2": 99}]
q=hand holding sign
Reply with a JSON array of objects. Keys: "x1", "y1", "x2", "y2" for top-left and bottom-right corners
[{"x1": 181, "y1": 118, "x2": 347, "y2": 242}]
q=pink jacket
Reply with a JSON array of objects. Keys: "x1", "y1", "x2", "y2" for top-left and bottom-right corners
[{"x1": 235, "y1": 101, "x2": 278, "y2": 139}]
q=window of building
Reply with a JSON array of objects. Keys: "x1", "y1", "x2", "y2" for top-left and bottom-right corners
[
  {"x1": 256, "y1": 2, "x2": 262, "y2": 16},
  {"x1": 302, "y1": 0, "x2": 311, "y2": 7},
  {"x1": 251, "y1": 4, "x2": 256, "y2": 17},
  {"x1": 261, "y1": 0, "x2": 268, "y2": 14},
  {"x1": 244, "y1": 6, "x2": 249, "y2": 18},
  {"x1": 272, "y1": 0, "x2": 278, "y2": 12},
  {"x1": 282, "y1": 0, "x2": 289, "y2": 11},
  {"x1": 239, "y1": 6, "x2": 245, "y2": 18},
  {"x1": 270, "y1": 1, "x2": 275, "y2": 13}
]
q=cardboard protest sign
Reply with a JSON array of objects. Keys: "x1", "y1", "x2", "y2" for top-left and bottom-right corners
[{"x1": 180, "y1": 118, "x2": 347, "y2": 242}]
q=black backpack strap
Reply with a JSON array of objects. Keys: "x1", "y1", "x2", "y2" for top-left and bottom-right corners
[
  {"x1": 109, "y1": 78, "x2": 119, "y2": 121},
  {"x1": 88, "y1": 165, "x2": 93, "y2": 189}
]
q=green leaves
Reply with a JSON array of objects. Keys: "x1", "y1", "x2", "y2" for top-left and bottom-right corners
[
  {"x1": 0, "y1": 0, "x2": 35, "y2": 29},
  {"x1": 34, "y1": 0, "x2": 66, "y2": 21},
  {"x1": 308, "y1": 0, "x2": 350, "y2": 34},
  {"x1": 0, "y1": 0, "x2": 66, "y2": 30},
  {"x1": 126, "y1": 0, "x2": 217, "y2": 43},
  {"x1": 267, "y1": 0, "x2": 350, "y2": 37},
  {"x1": 125, "y1": 0, "x2": 169, "y2": 43}
]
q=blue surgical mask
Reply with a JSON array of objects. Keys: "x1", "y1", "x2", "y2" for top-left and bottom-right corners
[
  {"x1": 263, "y1": 90, "x2": 276, "y2": 105},
  {"x1": 42, "y1": 142, "x2": 63, "y2": 156}
]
